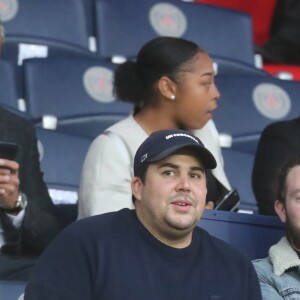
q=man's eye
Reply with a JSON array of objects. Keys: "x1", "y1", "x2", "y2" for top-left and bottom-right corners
[
  {"x1": 163, "y1": 170, "x2": 174, "y2": 176},
  {"x1": 190, "y1": 173, "x2": 201, "y2": 179}
]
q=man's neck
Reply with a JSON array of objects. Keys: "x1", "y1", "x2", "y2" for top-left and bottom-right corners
[
  {"x1": 135, "y1": 210, "x2": 194, "y2": 249},
  {"x1": 289, "y1": 237, "x2": 300, "y2": 254}
]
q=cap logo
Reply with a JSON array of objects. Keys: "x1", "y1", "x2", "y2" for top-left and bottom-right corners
[
  {"x1": 141, "y1": 153, "x2": 147, "y2": 162},
  {"x1": 83, "y1": 67, "x2": 115, "y2": 103},
  {"x1": 0, "y1": 0, "x2": 19, "y2": 22},
  {"x1": 149, "y1": 3, "x2": 187, "y2": 37},
  {"x1": 253, "y1": 83, "x2": 291, "y2": 119},
  {"x1": 165, "y1": 133, "x2": 199, "y2": 144}
]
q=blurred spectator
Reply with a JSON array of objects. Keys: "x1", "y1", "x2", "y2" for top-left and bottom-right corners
[
  {"x1": 0, "y1": 20, "x2": 62, "y2": 280},
  {"x1": 253, "y1": 154, "x2": 300, "y2": 298},
  {"x1": 256, "y1": 0, "x2": 300, "y2": 65},
  {"x1": 252, "y1": 116, "x2": 300, "y2": 215}
]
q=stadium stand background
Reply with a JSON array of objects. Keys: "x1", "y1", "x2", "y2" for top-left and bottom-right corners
[
  {"x1": 0, "y1": 2, "x2": 294, "y2": 292},
  {"x1": 0, "y1": 0, "x2": 292, "y2": 216},
  {"x1": 196, "y1": 0, "x2": 300, "y2": 80}
]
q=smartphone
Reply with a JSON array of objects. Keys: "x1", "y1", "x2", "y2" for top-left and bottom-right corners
[
  {"x1": 215, "y1": 188, "x2": 240, "y2": 212},
  {"x1": 0, "y1": 141, "x2": 20, "y2": 161}
]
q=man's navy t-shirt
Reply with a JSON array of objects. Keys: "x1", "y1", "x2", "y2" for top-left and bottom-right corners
[{"x1": 25, "y1": 209, "x2": 262, "y2": 300}]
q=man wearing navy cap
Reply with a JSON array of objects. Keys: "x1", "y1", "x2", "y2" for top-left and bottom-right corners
[{"x1": 25, "y1": 129, "x2": 262, "y2": 300}]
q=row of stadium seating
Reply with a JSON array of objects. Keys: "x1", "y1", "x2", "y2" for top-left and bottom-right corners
[
  {"x1": 195, "y1": 0, "x2": 300, "y2": 80},
  {"x1": 0, "y1": 2, "x2": 288, "y2": 295},
  {"x1": 3, "y1": 52, "x2": 300, "y2": 148},
  {"x1": 1, "y1": 0, "x2": 255, "y2": 65},
  {"x1": 195, "y1": 0, "x2": 277, "y2": 45},
  {"x1": 2, "y1": 50, "x2": 300, "y2": 213},
  {"x1": 1, "y1": 2, "x2": 291, "y2": 217}
]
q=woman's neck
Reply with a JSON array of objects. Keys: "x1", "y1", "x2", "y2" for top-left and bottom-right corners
[{"x1": 134, "y1": 106, "x2": 180, "y2": 135}]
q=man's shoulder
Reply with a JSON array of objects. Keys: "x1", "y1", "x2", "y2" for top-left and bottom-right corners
[
  {"x1": 252, "y1": 256, "x2": 272, "y2": 278},
  {"x1": 66, "y1": 209, "x2": 135, "y2": 240},
  {"x1": 252, "y1": 256, "x2": 272, "y2": 270},
  {"x1": 195, "y1": 227, "x2": 252, "y2": 263}
]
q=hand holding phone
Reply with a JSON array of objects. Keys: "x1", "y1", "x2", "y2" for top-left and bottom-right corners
[
  {"x1": 0, "y1": 142, "x2": 20, "y2": 192},
  {"x1": 0, "y1": 141, "x2": 19, "y2": 161},
  {"x1": 0, "y1": 142, "x2": 20, "y2": 210}
]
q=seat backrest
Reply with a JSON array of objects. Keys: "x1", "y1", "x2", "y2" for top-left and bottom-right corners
[
  {"x1": 212, "y1": 55, "x2": 270, "y2": 77},
  {"x1": 53, "y1": 114, "x2": 130, "y2": 139},
  {"x1": 199, "y1": 209, "x2": 284, "y2": 259},
  {"x1": 1, "y1": 0, "x2": 94, "y2": 71},
  {"x1": 36, "y1": 128, "x2": 91, "y2": 199},
  {"x1": 23, "y1": 56, "x2": 133, "y2": 128},
  {"x1": 0, "y1": 280, "x2": 26, "y2": 300},
  {"x1": 1, "y1": 0, "x2": 92, "y2": 50},
  {"x1": 222, "y1": 148, "x2": 257, "y2": 213},
  {"x1": 0, "y1": 60, "x2": 21, "y2": 110},
  {"x1": 214, "y1": 75, "x2": 300, "y2": 153},
  {"x1": 194, "y1": 0, "x2": 276, "y2": 45},
  {"x1": 36, "y1": 128, "x2": 93, "y2": 226},
  {"x1": 95, "y1": 0, "x2": 254, "y2": 65}
]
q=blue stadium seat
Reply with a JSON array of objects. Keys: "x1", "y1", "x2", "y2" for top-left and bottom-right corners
[
  {"x1": 222, "y1": 148, "x2": 257, "y2": 213},
  {"x1": 36, "y1": 128, "x2": 92, "y2": 226},
  {"x1": 81, "y1": 0, "x2": 97, "y2": 40},
  {"x1": 95, "y1": 0, "x2": 255, "y2": 65},
  {"x1": 212, "y1": 55, "x2": 270, "y2": 77},
  {"x1": 199, "y1": 210, "x2": 284, "y2": 259},
  {"x1": 0, "y1": 280, "x2": 26, "y2": 300},
  {"x1": 0, "y1": 60, "x2": 22, "y2": 110},
  {"x1": 1, "y1": 0, "x2": 94, "y2": 66},
  {"x1": 214, "y1": 75, "x2": 300, "y2": 153},
  {"x1": 23, "y1": 56, "x2": 133, "y2": 138},
  {"x1": 36, "y1": 128, "x2": 91, "y2": 193}
]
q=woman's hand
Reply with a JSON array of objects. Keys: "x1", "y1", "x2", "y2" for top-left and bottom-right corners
[{"x1": 205, "y1": 201, "x2": 214, "y2": 209}]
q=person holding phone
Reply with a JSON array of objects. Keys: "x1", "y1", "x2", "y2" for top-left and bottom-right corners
[{"x1": 0, "y1": 20, "x2": 62, "y2": 280}]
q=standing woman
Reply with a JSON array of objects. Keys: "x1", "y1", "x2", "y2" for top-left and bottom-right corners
[{"x1": 78, "y1": 37, "x2": 231, "y2": 218}]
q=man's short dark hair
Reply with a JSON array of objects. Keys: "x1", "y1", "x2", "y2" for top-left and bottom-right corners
[
  {"x1": 276, "y1": 154, "x2": 300, "y2": 203},
  {"x1": 132, "y1": 165, "x2": 149, "y2": 205}
]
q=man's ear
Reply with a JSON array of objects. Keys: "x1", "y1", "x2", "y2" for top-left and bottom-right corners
[
  {"x1": 157, "y1": 76, "x2": 177, "y2": 100},
  {"x1": 274, "y1": 200, "x2": 286, "y2": 223},
  {"x1": 131, "y1": 177, "x2": 143, "y2": 203}
]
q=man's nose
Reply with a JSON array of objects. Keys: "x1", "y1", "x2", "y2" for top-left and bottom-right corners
[{"x1": 176, "y1": 173, "x2": 191, "y2": 192}]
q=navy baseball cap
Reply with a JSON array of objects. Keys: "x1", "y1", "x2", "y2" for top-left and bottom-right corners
[{"x1": 134, "y1": 129, "x2": 217, "y2": 176}]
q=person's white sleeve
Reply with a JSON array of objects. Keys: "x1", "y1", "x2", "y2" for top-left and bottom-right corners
[
  {"x1": 193, "y1": 120, "x2": 231, "y2": 190},
  {"x1": 77, "y1": 134, "x2": 134, "y2": 219}
]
